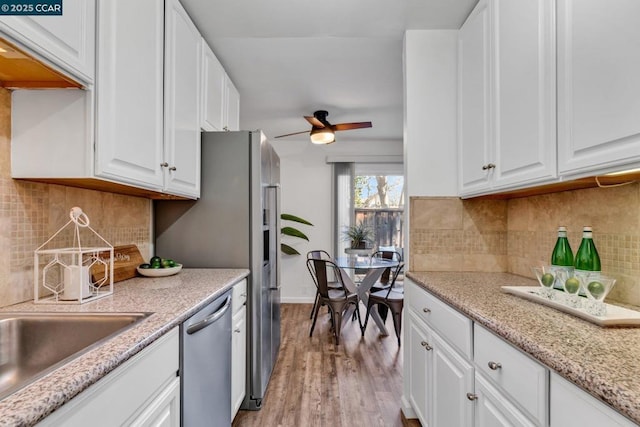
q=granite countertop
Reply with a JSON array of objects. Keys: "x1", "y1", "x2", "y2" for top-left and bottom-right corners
[
  {"x1": 0, "y1": 268, "x2": 249, "y2": 427},
  {"x1": 407, "y1": 271, "x2": 640, "y2": 425}
]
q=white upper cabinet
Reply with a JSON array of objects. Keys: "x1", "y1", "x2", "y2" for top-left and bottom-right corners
[
  {"x1": 459, "y1": 0, "x2": 556, "y2": 197},
  {"x1": 491, "y1": 0, "x2": 556, "y2": 190},
  {"x1": 224, "y1": 75, "x2": 240, "y2": 131},
  {"x1": 557, "y1": 0, "x2": 640, "y2": 177},
  {"x1": 164, "y1": 0, "x2": 201, "y2": 198},
  {"x1": 0, "y1": 0, "x2": 95, "y2": 85},
  {"x1": 94, "y1": 0, "x2": 165, "y2": 191},
  {"x1": 458, "y1": 0, "x2": 491, "y2": 194},
  {"x1": 201, "y1": 41, "x2": 226, "y2": 131}
]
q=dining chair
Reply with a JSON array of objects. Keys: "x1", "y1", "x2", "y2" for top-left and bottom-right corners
[
  {"x1": 306, "y1": 257, "x2": 361, "y2": 345},
  {"x1": 370, "y1": 250, "x2": 403, "y2": 322},
  {"x1": 362, "y1": 262, "x2": 405, "y2": 346},
  {"x1": 306, "y1": 250, "x2": 340, "y2": 319}
]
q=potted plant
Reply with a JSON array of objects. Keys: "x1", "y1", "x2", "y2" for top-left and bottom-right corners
[
  {"x1": 342, "y1": 221, "x2": 375, "y2": 249},
  {"x1": 280, "y1": 213, "x2": 313, "y2": 255}
]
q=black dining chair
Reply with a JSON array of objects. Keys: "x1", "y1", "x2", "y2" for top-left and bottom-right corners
[
  {"x1": 363, "y1": 262, "x2": 405, "y2": 346},
  {"x1": 306, "y1": 250, "x2": 340, "y2": 318},
  {"x1": 369, "y1": 250, "x2": 403, "y2": 321},
  {"x1": 306, "y1": 257, "x2": 361, "y2": 345}
]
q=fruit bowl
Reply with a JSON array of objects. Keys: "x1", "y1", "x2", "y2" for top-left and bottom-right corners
[{"x1": 137, "y1": 264, "x2": 182, "y2": 277}]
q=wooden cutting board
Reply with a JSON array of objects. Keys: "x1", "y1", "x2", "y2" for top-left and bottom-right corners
[{"x1": 90, "y1": 244, "x2": 145, "y2": 284}]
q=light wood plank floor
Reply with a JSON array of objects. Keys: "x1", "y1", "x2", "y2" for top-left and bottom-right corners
[{"x1": 232, "y1": 303, "x2": 421, "y2": 427}]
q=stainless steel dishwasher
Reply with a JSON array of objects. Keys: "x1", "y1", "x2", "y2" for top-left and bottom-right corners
[{"x1": 181, "y1": 290, "x2": 232, "y2": 426}]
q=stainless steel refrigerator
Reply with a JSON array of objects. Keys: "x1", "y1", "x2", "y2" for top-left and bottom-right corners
[{"x1": 154, "y1": 130, "x2": 281, "y2": 411}]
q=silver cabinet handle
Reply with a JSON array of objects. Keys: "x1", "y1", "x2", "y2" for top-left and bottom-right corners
[
  {"x1": 482, "y1": 163, "x2": 496, "y2": 170},
  {"x1": 223, "y1": 126, "x2": 229, "y2": 131},
  {"x1": 488, "y1": 361, "x2": 502, "y2": 370},
  {"x1": 423, "y1": 308, "x2": 431, "y2": 313},
  {"x1": 186, "y1": 296, "x2": 231, "y2": 335},
  {"x1": 234, "y1": 328, "x2": 241, "y2": 333},
  {"x1": 421, "y1": 341, "x2": 432, "y2": 351},
  {"x1": 466, "y1": 393, "x2": 478, "y2": 401},
  {"x1": 169, "y1": 166, "x2": 177, "y2": 171},
  {"x1": 160, "y1": 162, "x2": 169, "y2": 167}
]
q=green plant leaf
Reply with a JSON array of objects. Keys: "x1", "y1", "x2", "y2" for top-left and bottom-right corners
[
  {"x1": 281, "y1": 243, "x2": 301, "y2": 255},
  {"x1": 282, "y1": 226, "x2": 309, "y2": 241},
  {"x1": 281, "y1": 213, "x2": 313, "y2": 226}
]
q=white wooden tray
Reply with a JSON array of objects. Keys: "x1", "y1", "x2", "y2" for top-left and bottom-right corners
[{"x1": 501, "y1": 286, "x2": 640, "y2": 327}]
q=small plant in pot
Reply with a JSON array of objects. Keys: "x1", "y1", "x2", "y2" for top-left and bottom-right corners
[{"x1": 342, "y1": 222, "x2": 375, "y2": 249}]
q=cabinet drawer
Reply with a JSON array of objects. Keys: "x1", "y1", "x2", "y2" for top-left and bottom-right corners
[
  {"x1": 474, "y1": 324, "x2": 548, "y2": 425},
  {"x1": 406, "y1": 279, "x2": 472, "y2": 358},
  {"x1": 232, "y1": 279, "x2": 247, "y2": 314}
]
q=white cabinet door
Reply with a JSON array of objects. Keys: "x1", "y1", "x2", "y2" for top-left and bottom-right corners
[
  {"x1": 129, "y1": 377, "x2": 180, "y2": 427},
  {"x1": 231, "y1": 306, "x2": 247, "y2": 418},
  {"x1": 201, "y1": 41, "x2": 226, "y2": 131},
  {"x1": 491, "y1": 0, "x2": 556, "y2": 189},
  {"x1": 458, "y1": 0, "x2": 491, "y2": 194},
  {"x1": 474, "y1": 373, "x2": 536, "y2": 427},
  {"x1": 224, "y1": 75, "x2": 240, "y2": 131},
  {"x1": 431, "y1": 331, "x2": 474, "y2": 427},
  {"x1": 0, "y1": 0, "x2": 95, "y2": 84},
  {"x1": 550, "y1": 373, "x2": 638, "y2": 427},
  {"x1": 557, "y1": 0, "x2": 640, "y2": 176},
  {"x1": 94, "y1": 0, "x2": 164, "y2": 190},
  {"x1": 407, "y1": 309, "x2": 431, "y2": 425},
  {"x1": 164, "y1": 0, "x2": 201, "y2": 198}
]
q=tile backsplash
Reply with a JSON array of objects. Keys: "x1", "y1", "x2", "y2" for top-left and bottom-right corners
[
  {"x1": 410, "y1": 183, "x2": 640, "y2": 306},
  {"x1": 0, "y1": 88, "x2": 152, "y2": 307}
]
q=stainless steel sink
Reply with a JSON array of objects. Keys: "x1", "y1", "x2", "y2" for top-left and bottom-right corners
[{"x1": 0, "y1": 312, "x2": 150, "y2": 400}]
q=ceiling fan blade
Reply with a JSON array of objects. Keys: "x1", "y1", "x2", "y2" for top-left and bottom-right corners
[
  {"x1": 274, "y1": 130, "x2": 310, "y2": 138},
  {"x1": 332, "y1": 122, "x2": 372, "y2": 131},
  {"x1": 304, "y1": 115, "x2": 325, "y2": 128}
]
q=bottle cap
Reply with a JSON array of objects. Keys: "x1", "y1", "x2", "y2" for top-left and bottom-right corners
[
  {"x1": 558, "y1": 226, "x2": 567, "y2": 232},
  {"x1": 583, "y1": 226, "x2": 593, "y2": 232}
]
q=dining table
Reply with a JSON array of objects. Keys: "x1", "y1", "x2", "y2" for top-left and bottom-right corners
[{"x1": 333, "y1": 255, "x2": 399, "y2": 336}]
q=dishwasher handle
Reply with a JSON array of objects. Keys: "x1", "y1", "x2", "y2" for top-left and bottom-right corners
[{"x1": 186, "y1": 295, "x2": 232, "y2": 335}]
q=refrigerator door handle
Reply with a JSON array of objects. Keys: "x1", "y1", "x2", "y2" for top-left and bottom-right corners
[{"x1": 266, "y1": 184, "x2": 280, "y2": 290}]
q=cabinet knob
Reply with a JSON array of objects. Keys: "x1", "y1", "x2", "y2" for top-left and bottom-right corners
[
  {"x1": 234, "y1": 328, "x2": 241, "y2": 333},
  {"x1": 488, "y1": 361, "x2": 502, "y2": 370},
  {"x1": 160, "y1": 162, "x2": 169, "y2": 167},
  {"x1": 466, "y1": 392, "x2": 478, "y2": 401},
  {"x1": 223, "y1": 126, "x2": 229, "y2": 131},
  {"x1": 482, "y1": 163, "x2": 496, "y2": 170},
  {"x1": 169, "y1": 166, "x2": 177, "y2": 171},
  {"x1": 420, "y1": 341, "x2": 433, "y2": 351},
  {"x1": 423, "y1": 308, "x2": 431, "y2": 314}
]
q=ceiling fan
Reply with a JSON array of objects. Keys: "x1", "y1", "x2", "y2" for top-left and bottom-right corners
[{"x1": 274, "y1": 110, "x2": 372, "y2": 144}]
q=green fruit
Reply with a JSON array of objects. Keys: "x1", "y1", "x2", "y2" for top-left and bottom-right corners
[
  {"x1": 564, "y1": 277, "x2": 580, "y2": 294},
  {"x1": 139, "y1": 263, "x2": 151, "y2": 269},
  {"x1": 587, "y1": 281, "x2": 605, "y2": 299},
  {"x1": 150, "y1": 256, "x2": 162, "y2": 265},
  {"x1": 150, "y1": 264, "x2": 161, "y2": 269},
  {"x1": 161, "y1": 259, "x2": 175, "y2": 268},
  {"x1": 540, "y1": 273, "x2": 554, "y2": 287}
]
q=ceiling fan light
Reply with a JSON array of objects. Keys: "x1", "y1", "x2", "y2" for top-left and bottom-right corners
[{"x1": 310, "y1": 127, "x2": 335, "y2": 144}]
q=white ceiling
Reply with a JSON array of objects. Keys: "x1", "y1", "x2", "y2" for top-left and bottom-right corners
[{"x1": 181, "y1": 0, "x2": 477, "y2": 145}]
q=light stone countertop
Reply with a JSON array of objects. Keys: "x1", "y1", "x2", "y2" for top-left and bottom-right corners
[
  {"x1": 407, "y1": 271, "x2": 640, "y2": 425},
  {"x1": 0, "y1": 268, "x2": 249, "y2": 427}
]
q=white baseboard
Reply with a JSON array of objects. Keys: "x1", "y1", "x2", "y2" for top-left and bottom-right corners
[
  {"x1": 281, "y1": 296, "x2": 315, "y2": 304},
  {"x1": 401, "y1": 395, "x2": 417, "y2": 420}
]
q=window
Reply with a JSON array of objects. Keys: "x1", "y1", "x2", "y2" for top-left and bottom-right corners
[{"x1": 333, "y1": 162, "x2": 405, "y2": 257}]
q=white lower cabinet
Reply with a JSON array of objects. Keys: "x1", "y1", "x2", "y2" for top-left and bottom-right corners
[
  {"x1": 407, "y1": 309, "x2": 431, "y2": 423},
  {"x1": 231, "y1": 279, "x2": 248, "y2": 419},
  {"x1": 550, "y1": 373, "x2": 637, "y2": 427},
  {"x1": 475, "y1": 373, "x2": 537, "y2": 427},
  {"x1": 38, "y1": 328, "x2": 179, "y2": 427}
]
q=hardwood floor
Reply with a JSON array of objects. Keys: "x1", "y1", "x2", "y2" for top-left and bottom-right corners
[{"x1": 232, "y1": 303, "x2": 421, "y2": 427}]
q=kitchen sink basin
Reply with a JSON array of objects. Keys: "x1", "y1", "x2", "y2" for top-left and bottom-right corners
[{"x1": 0, "y1": 312, "x2": 150, "y2": 400}]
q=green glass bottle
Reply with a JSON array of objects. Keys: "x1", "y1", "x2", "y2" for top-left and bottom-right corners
[
  {"x1": 550, "y1": 226, "x2": 574, "y2": 289},
  {"x1": 574, "y1": 226, "x2": 601, "y2": 277}
]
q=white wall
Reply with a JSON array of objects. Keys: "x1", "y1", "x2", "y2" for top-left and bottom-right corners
[
  {"x1": 404, "y1": 30, "x2": 459, "y2": 198},
  {"x1": 271, "y1": 138, "x2": 402, "y2": 303}
]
